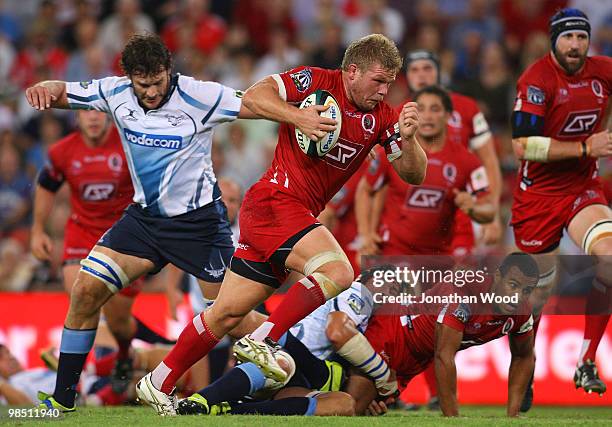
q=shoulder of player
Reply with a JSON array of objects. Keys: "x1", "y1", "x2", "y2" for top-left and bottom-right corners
[
  {"x1": 449, "y1": 91, "x2": 479, "y2": 114},
  {"x1": 47, "y1": 131, "x2": 82, "y2": 164},
  {"x1": 586, "y1": 55, "x2": 612, "y2": 77},
  {"x1": 175, "y1": 74, "x2": 239, "y2": 107},
  {"x1": 49, "y1": 131, "x2": 82, "y2": 152},
  {"x1": 517, "y1": 55, "x2": 551, "y2": 84}
]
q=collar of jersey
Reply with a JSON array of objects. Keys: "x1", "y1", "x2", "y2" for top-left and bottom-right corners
[{"x1": 138, "y1": 73, "x2": 179, "y2": 113}]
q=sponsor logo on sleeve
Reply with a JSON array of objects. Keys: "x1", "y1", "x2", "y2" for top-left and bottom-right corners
[
  {"x1": 347, "y1": 293, "x2": 365, "y2": 315},
  {"x1": 124, "y1": 128, "x2": 182, "y2": 150},
  {"x1": 526, "y1": 85, "x2": 545, "y2": 105},
  {"x1": 289, "y1": 68, "x2": 312, "y2": 92}
]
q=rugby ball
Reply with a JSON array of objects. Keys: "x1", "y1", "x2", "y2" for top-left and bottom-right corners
[{"x1": 295, "y1": 90, "x2": 342, "y2": 157}]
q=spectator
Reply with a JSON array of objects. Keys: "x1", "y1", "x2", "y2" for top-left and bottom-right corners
[
  {"x1": 60, "y1": 0, "x2": 102, "y2": 52},
  {"x1": 455, "y1": 42, "x2": 513, "y2": 131},
  {"x1": 499, "y1": 0, "x2": 565, "y2": 61},
  {"x1": 233, "y1": 0, "x2": 297, "y2": 55},
  {"x1": 0, "y1": 141, "x2": 33, "y2": 291},
  {"x1": 253, "y1": 26, "x2": 302, "y2": 81},
  {"x1": 0, "y1": 0, "x2": 22, "y2": 44},
  {"x1": 343, "y1": 0, "x2": 405, "y2": 46},
  {"x1": 66, "y1": 17, "x2": 111, "y2": 82},
  {"x1": 310, "y1": 23, "x2": 345, "y2": 69},
  {"x1": 97, "y1": 0, "x2": 154, "y2": 58},
  {"x1": 447, "y1": 0, "x2": 501, "y2": 82},
  {"x1": 161, "y1": 0, "x2": 226, "y2": 56},
  {"x1": 10, "y1": 20, "x2": 68, "y2": 89},
  {"x1": 221, "y1": 121, "x2": 267, "y2": 190},
  {"x1": 219, "y1": 48, "x2": 257, "y2": 91}
]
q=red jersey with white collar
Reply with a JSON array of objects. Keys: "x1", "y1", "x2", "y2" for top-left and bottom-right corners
[{"x1": 264, "y1": 66, "x2": 402, "y2": 216}]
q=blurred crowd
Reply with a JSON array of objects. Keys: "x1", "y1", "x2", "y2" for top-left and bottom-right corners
[{"x1": 0, "y1": 0, "x2": 611, "y2": 291}]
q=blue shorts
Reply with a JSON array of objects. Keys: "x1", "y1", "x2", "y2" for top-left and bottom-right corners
[{"x1": 98, "y1": 200, "x2": 234, "y2": 282}]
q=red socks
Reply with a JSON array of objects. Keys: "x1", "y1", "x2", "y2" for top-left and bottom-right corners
[
  {"x1": 151, "y1": 313, "x2": 219, "y2": 393},
  {"x1": 263, "y1": 275, "x2": 326, "y2": 342},
  {"x1": 580, "y1": 280, "x2": 611, "y2": 364}
]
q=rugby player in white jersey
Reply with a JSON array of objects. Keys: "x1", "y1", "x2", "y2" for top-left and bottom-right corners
[{"x1": 25, "y1": 33, "x2": 335, "y2": 413}]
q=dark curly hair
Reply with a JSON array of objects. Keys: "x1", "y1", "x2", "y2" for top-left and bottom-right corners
[{"x1": 120, "y1": 33, "x2": 172, "y2": 76}]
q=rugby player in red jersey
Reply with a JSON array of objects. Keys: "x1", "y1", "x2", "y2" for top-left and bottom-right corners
[
  {"x1": 141, "y1": 34, "x2": 427, "y2": 414},
  {"x1": 345, "y1": 253, "x2": 539, "y2": 417},
  {"x1": 391, "y1": 49, "x2": 503, "y2": 254},
  {"x1": 356, "y1": 86, "x2": 495, "y2": 256},
  {"x1": 30, "y1": 110, "x2": 173, "y2": 394},
  {"x1": 510, "y1": 8, "x2": 612, "y2": 396}
]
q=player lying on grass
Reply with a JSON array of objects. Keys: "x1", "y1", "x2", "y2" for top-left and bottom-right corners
[
  {"x1": 170, "y1": 266, "x2": 399, "y2": 416},
  {"x1": 349, "y1": 253, "x2": 539, "y2": 417}
]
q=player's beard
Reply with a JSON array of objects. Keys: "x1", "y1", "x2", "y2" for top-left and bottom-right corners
[{"x1": 554, "y1": 49, "x2": 586, "y2": 75}]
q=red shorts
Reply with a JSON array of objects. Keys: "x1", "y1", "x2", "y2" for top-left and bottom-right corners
[
  {"x1": 63, "y1": 219, "x2": 143, "y2": 297},
  {"x1": 234, "y1": 183, "x2": 319, "y2": 263},
  {"x1": 450, "y1": 210, "x2": 475, "y2": 255},
  {"x1": 511, "y1": 180, "x2": 608, "y2": 253},
  {"x1": 364, "y1": 314, "x2": 429, "y2": 384}
]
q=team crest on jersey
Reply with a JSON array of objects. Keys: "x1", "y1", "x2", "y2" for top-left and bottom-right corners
[
  {"x1": 452, "y1": 304, "x2": 470, "y2": 324},
  {"x1": 447, "y1": 110, "x2": 461, "y2": 128},
  {"x1": 289, "y1": 68, "x2": 312, "y2": 92},
  {"x1": 362, "y1": 114, "x2": 376, "y2": 134},
  {"x1": 107, "y1": 153, "x2": 123, "y2": 172},
  {"x1": 591, "y1": 80, "x2": 603, "y2": 98},
  {"x1": 80, "y1": 80, "x2": 92, "y2": 89},
  {"x1": 501, "y1": 317, "x2": 515, "y2": 335},
  {"x1": 347, "y1": 293, "x2": 365, "y2": 315},
  {"x1": 527, "y1": 86, "x2": 545, "y2": 105},
  {"x1": 442, "y1": 163, "x2": 457, "y2": 183},
  {"x1": 166, "y1": 113, "x2": 184, "y2": 127}
]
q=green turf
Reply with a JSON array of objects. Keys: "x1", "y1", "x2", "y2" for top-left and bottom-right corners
[{"x1": 1, "y1": 405, "x2": 611, "y2": 426}]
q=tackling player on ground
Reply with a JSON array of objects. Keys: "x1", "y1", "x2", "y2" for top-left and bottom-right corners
[
  {"x1": 140, "y1": 33, "x2": 427, "y2": 415},
  {"x1": 510, "y1": 8, "x2": 612, "y2": 396}
]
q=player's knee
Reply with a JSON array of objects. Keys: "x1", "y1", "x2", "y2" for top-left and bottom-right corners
[{"x1": 70, "y1": 279, "x2": 106, "y2": 315}]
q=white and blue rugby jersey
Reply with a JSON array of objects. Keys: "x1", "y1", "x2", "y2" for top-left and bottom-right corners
[
  {"x1": 65, "y1": 75, "x2": 242, "y2": 217},
  {"x1": 289, "y1": 281, "x2": 374, "y2": 360}
]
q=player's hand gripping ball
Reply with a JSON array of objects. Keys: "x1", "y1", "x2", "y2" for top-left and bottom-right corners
[{"x1": 295, "y1": 90, "x2": 342, "y2": 157}]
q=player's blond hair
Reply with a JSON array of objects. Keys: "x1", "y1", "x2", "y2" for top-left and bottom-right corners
[{"x1": 341, "y1": 34, "x2": 402, "y2": 73}]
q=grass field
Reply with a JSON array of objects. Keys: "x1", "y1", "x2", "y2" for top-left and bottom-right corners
[{"x1": 1, "y1": 405, "x2": 611, "y2": 426}]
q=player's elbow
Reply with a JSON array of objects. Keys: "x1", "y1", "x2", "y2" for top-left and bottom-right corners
[{"x1": 326, "y1": 324, "x2": 355, "y2": 349}]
